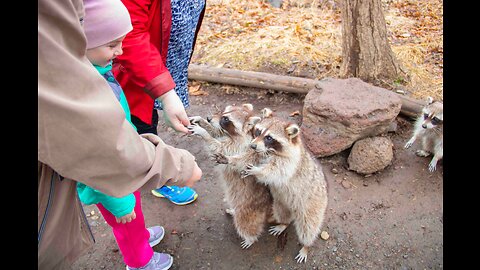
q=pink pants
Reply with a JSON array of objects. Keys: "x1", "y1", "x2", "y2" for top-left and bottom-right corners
[{"x1": 96, "y1": 191, "x2": 153, "y2": 268}]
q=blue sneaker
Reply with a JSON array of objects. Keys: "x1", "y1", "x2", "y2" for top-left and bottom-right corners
[{"x1": 151, "y1": 186, "x2": 198, "y2": 205}]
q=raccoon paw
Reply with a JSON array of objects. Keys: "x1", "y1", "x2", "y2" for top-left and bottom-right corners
[
  {"x1": 188, "y1": 116, "x2": 203, "y2": 125},
  {"x1": 240, "y1": 168, "x2": 249, "y2": 178},
  {"x1": 404, "y1": 139, "x2": 414, "y2": 149},
  {"x1": 187, "y1": 124, "x2": 208, "y2": 137},
  {"x1": 268, "y1": 224, "x2": 288, "y2": 236},
  {"x1": 428, "y1": 160, "x2": 437, "y2": 172},
  {"x1": 213, "y1": 153, "x2": 229, "y2": 164},
  {"x1": 294, "y1": 247, "x2": 308, "y2": 263},
  {"x1": 240, "y1": 238, "x2": 255, "y2": 249},
  {"x1": 415, "y1": 150, "x2": 430, "y2": 157},
  {"x1": 225, "y1": 208, "x2": 235, "y2": 215},
  {"x1": 240, "y1": 164, "x2": 256, "y2": 178}
]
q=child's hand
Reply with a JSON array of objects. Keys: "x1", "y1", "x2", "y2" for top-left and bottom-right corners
[{"x1": 115, "y1": 209, "x2": 136, "y2": 224}]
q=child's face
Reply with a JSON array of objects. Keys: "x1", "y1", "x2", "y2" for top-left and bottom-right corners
[{"x1": 86, "y1": 35, "x2": 125, "y2": 67}]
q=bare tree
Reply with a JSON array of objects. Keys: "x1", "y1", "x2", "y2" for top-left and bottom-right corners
[{"x1": 340, "y1": 0, "x2": 407, "y2": 84}]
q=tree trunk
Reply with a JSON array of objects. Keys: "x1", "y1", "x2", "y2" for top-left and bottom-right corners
[{"x1": 340, "y1": 0, "x2": 406, "y2": 83}]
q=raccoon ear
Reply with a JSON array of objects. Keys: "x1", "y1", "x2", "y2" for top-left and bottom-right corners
[
  {"x1": 261, "y1": 108, "x2": 273, "y2": 119},
  {"x1": 285, "y1": 124, "x2": 300, "y2": 139},
  {"x1": 247, "y1": 116, "x2": 261, "y2": 126},
  {"x1": 426, "y1": 96, "x2": 434, "y2": 104},
  {"x1": 242, "y1": 103, "x2": 254, "y2": 111}
]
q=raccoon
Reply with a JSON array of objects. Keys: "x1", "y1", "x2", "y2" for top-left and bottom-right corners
[
  {"x1": 214, "y1": 116, "x2": 328, "y2": 263},
  {"x1": 187, "y1": 104, "x2": 274, "y2": 249},
  {"x1": 404, "y1": 96, "x2": 443, "y2": 172}
]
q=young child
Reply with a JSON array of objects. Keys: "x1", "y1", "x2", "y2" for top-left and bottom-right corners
[{"x1": 77, "y1": 0, "x2": 180, "y2": 269}]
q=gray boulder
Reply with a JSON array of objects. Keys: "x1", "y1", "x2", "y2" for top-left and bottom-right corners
[
  {"x1": 347, "y1": 136, "x2": 394, "y2": 175},
  {"x1": 301, "y1": 77, "x2": 401, "y2": 157}
]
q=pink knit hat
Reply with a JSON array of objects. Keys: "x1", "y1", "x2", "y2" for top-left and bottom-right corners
[{"x1": 83, "y1": 0, "x2": 133, "y2": 49}]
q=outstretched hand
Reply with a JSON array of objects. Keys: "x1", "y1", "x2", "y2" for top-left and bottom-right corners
[
  {"x1": 157, "y1": 90, "x2": 190, "y2": 133},
  {"x1": 115, "y1": 209, "x2": 136, "y2": 224}
]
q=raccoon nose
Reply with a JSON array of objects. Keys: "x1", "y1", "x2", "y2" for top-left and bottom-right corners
[
  {"x1": 207, "y1": 116, "x2": 212, "y2": 122},
  {"x1": 422, "y1": 124, "x2": 427, "y2": 129},
  {"x1": 250, "y1": 143, "x2": 257, "y2": 150}
]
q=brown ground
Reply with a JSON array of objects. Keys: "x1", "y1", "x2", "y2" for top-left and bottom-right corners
[{"x1": 72, "y1": 84, "x2": 443, "y2": 270}]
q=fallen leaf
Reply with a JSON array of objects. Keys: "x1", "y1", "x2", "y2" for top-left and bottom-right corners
[
  {"x1": 289, "y1": 110, "x2": 300, "y2": 117},
  {"x1": 188, "y1": 84, "x2": 209, "y2": 96},
  {"x1": 188, "y1": 84, "x2": 201, "y2": 93}
]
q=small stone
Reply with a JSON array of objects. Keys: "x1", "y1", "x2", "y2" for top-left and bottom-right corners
[
  {"x1": 320, "y1": 231, "x2": 330, "y2": 240},
  {"x1": 331, "y1": 168, "x2": 339, "y2": 174},
  {"x1": 91, "y1": 215, "x2": 99, "y2": 220},
  {"x1": 341, "y1": 180, "x2": 352, "y2": 189}
]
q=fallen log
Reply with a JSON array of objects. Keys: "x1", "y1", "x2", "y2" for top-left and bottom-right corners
[{"x1": 188, "y1": 64, "x2": 424, "y2": 118}]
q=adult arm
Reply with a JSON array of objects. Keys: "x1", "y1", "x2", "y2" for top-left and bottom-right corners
[{"x1": 38, "y1": 0, "x2": 198, "y2": 198}]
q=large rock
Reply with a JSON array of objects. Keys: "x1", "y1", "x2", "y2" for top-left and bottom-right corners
[
  {"x1": 347, "y1": 136, "x2": 394, "y2": 174},
  {"x1": 301, "y1": 77, "x2": 401, "y2": 157}
]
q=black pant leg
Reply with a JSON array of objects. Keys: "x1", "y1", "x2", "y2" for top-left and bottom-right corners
[{"x1": 130, "y1": 109, "x2": 159, "y2": 135}]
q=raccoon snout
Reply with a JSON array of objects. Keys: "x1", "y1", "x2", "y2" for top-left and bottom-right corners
[
  {"x1": 250, "y1": 143, "x2": 257, "y2": 150},
  {"x1": 207, "y1": 116, "x2": 212, "y2": 122}
]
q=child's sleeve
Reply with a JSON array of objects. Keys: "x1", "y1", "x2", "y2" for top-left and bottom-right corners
[
  {"x1": 114, "y1": 0, "x2": 175, "y2": 99},
  {"x1": 77, "y1": 183, "x2": 136, "y2": 218}
]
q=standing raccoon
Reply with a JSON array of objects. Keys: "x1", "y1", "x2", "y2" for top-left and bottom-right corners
[
  {"x1": 215, "y1": 116, "x2": 328, "y2": 263},
  {"x1": 404, "y1": 97, "x2": 443, "y2": 172},
  {"x1": 187, "y1": 104, "x2": 274, "y2": 249}
]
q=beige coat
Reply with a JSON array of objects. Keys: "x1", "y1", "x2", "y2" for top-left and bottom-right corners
[{"x1": 38, "y1": 0, "x2": 196, "y2": 268}]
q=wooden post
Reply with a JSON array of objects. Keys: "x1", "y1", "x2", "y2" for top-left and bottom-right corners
[{"x1": 188, "y1": 64, "x2": 423, "y2": 118}]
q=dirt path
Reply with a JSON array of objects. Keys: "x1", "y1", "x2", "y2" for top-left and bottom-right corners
[{"x1": 72, "y1": 85, "x2": 443, "y2": 270}]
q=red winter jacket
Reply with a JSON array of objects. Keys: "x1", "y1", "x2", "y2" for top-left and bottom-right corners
[{"x1": 114, "y1": 0, "x2": 205, "y2": 125}]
